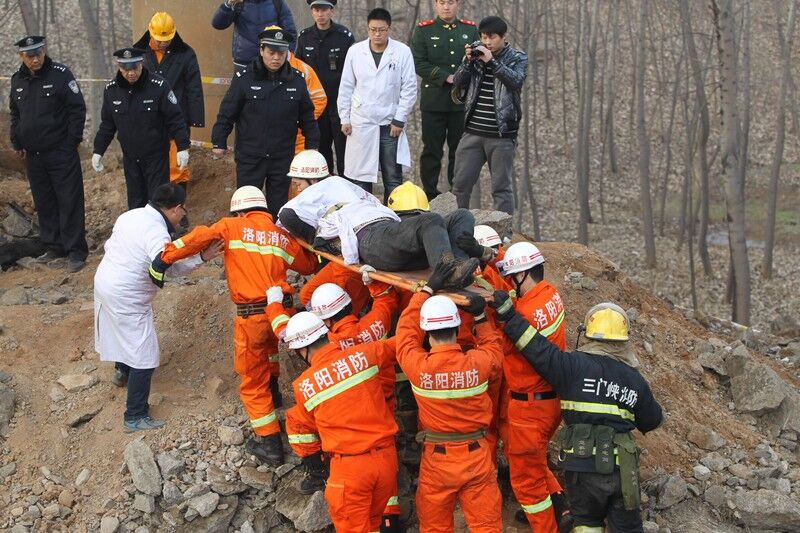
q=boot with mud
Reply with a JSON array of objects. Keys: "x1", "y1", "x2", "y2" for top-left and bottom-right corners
[
  {"x1": 245, "y1": 434, "x2": 284, "y2": 467},
  {"x1": 269, "y1": 376, "x2": 283, "y2": 408},
  {"x1": 298, "y1": 452, "x2": 329, "y2": 494},
  {"x1": 439, "y1": 252, "x2": 479, "y2": 289}
]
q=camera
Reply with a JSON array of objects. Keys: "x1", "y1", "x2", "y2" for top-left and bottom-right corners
[{"x1": 468, "y1": 41, "x2": 483, "y2": 58}]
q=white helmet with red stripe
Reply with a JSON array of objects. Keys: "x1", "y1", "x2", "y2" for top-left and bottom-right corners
[
  {"x1": 498, "y1": 241, "x2": 545, "y2": 276},
  {"x1": 474, "y1": 225, "x2": 502, "y2": 248},
  {"x1": 310, "y1": 283, "x2": 352, "y2": 319},
  {"x1": 285, "y1": 312, "x2": 329, "y2": 349},
  {"x1": 287, "y1": 149, "x2": 329, "y2": 180},
  {"x1": 419, "y1": 295, "x2": 461, "y2": 331},
  {"x1": 230, "y1": 186, "x2": 268, "y2": 213}
]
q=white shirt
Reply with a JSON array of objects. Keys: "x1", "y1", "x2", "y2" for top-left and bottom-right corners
[
  {"x1": 316, "y1": 201, "x2": 399, "y2": 265},
  {"x1": 278, "y1": 176, "x2": 377, "y2": 229}
]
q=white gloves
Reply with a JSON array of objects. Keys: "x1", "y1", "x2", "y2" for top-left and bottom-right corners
[
  {"x1": 177, "y1": 150, "x2": 190, "y2": 169},
  {"x1": 91, "y1": 154, "x2": 104, "y2": 172},
  {"x1": 266, "y1": 286, "x2": 284, "y2": 305},
  {"x1": 359, "y1": 264, "x2": 376, "y2": 285}
]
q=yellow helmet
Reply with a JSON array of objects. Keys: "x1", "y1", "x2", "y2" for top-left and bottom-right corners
[
  {"x1": 387, "y1": 181, "x2": 429, "y2": 213},
  {"x1": 584, "y1": 303, "x2": 629, "y2": 341},
  {"x1": 149, "y1": 12, "x2": 176, "y2": 42}
]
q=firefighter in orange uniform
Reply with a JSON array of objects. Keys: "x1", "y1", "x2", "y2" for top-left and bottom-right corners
[
  {"x1": 300, "y1": 261, "x2": 371, "y2": 315},
  {"x1": 150, "y1": 186, "x2": 317, "y2": 465},
  {"x1": 496, "y1": 241, "x2": 568, "y2": 531},
  {"x1": 396, "y1": 260, "x2": 504, "y2": 532},
  {"x1": 284, "y1": 312, "x2": 398, "y2": 533}
]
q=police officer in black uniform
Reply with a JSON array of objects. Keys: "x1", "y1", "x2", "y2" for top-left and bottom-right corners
[
  {"x1": 295, "y1": 0, "x2": 354, "y2": 177},
  {"x1": 491, "y1": 293, "x2": 664, "y2": 533},
  {"x1": 9, "y1": 36, "x2": 88, "y2": 273},
  {"x1": 212, "y1": 27, "x2": 319, "y2": 217},
  {"x1": 92, "y1": 48, "x2": 190, "y2": 211}
]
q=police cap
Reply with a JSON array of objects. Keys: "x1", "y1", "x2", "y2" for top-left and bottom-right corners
[
  {"x1": 15, "y1": 36, "x2": 45, "y2": 55},
  {"x1": 113, "y1": 47, "x2": 146, "y2": 70}
]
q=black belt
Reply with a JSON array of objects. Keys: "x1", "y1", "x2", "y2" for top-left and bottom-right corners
[
  {"x1": 432, "y1": 441, "x2": 481, "y2": 454},
  {"x1": 236, "y1": 301, "x2": 267, "y2": 317},
  {"x1": 511, "y1": 390, "x2": 557, "y2": 401}
]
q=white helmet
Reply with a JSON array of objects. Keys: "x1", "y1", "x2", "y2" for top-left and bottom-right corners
[
  {"x1": 284, "y1": 312, "x2": 329, "y2": 349},
  {"x1": 499, "y1": 242, "x2": 544, "y2": 276},
  {"x1": 310, "y1": 283, "x2": 352, "y2": 319},
  {"x1": 287, "y1": 150, "x2": 329, "y2": 180},
  {"x1": 230, "y1": 186, "x2": 268, "y2": 213},
  {"x1": 474, "y1": 225, "x2": 502, "y2": 248},
  {"x1": 419, "y1": 295, "x2": 461, "y2": 331}
]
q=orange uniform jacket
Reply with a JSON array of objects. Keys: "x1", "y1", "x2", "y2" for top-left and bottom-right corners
[
  {"x1": 480, "y1": 247, "x2": 512, "y2": 293},
  {"x1": 328, "y1": 282, "x2": 398, "y2": 350},
  {"x1": 396, "y1": 292, "x2": 503, "y2": 434},
  {"x1": 300, "y1": 261, "x2": 371, "y2": 316},
  {"x1": 286, "y1": 341, "x2": 398, "y2": 457},
  {"x1": 289, "y1": 53, "x2": 327, "y2": 154}
]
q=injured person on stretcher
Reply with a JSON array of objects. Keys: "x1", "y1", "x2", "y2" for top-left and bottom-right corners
[{"x1": 278, "y1": 158, "x2": 495, "y2": 290}]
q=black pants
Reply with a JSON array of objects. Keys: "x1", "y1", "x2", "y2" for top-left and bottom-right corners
[
  {"x1": 235, "y1": 153, "x2": 292, "y2": 218},
  {"x1": 318, "y1": 108, "x2": 346, "y2": 177},
  {"x1": 115, "y1": 363, "x2": 155, "y2": 422},
  {"x1": 25, "y1": 146, "x2": 88, "y2": 261},
  {"x1": 357, "y1": 209, "x2": 473, "y2": 271},
  {"x1": 123, "y1": 153, "x2": 170, "y2": 210},
  {"x1": 566, "y1": 470, "x2": 644, "y2": 533},
  {"x1": 419, "y1": 110, "x2": 465, "y2": 200}
]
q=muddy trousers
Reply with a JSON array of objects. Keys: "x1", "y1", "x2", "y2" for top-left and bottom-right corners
[
  {"x1": 233, "y1": 314, "x2": 281, "y2": 436},
  {"x1": 566, "y1": 470, "x2": 643, "y2": 533},
  {"x1": 416, "y1": 439, "x2": 502, "y2": 533},
  {"x1": 326, "y1": 445, "x2": 398, "y2": 533}
]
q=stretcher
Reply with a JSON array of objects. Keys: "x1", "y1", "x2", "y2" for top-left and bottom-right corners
[{"x1": 297, "y1": 240, "x2": 493, "y2": 306}]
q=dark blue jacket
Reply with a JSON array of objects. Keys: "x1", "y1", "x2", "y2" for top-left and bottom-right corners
[{"x1": 211, "y1": 0, "x2": 297, "y2": 65}]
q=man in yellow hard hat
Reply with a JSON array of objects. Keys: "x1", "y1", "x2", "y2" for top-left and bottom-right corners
[{"x1": 134, "y1": 12, "x2": 204, "y2": 229}]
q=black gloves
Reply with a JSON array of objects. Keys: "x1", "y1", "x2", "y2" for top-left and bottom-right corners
[
  {"x1": 148, "y1": 252, "x2": 170, "y2": 288},
  {"x1": 456, "y1": 232, "x2": 486, "y2": 259},
  {"x1": 426, "y1": 259, "x2": 456, "y2": 293},
  {"x1": 460, "y1": 293, "x2": 486, "y2": 321},
  {"x1": 490, "y1": 290, "x2": 515, "y2": 322}
]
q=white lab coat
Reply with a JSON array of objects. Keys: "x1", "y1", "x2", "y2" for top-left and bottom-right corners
[
  {"x1": 338, "y1": 38, "x2": 418, "y2": 183},
  {"x1": 317, "y1": 201, "x2": 399, "y2": 265},
  {"x1": 94, "y1": 205, "x2": 203, "y2": 369}
]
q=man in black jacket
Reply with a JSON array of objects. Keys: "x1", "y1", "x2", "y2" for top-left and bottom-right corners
[
  {"x1": 212, "y1": 26, "x2": 320, "y2": 217},
  {"x1": 9, "y1": 36, "x2": 88, "y2": 273},
  {"x1": 92, "y1": 48, "x2": 190, "y2": 210},
  {"x1": 491, "y1": 292, "x2": 664, "y2": 533},
  {"x1": 134, "y1": 12, "x2": 204, "y2": 191},
  {"x1": 296, "y1": 0, "x2": 354, "y2": 176},
  {"x1": 451, "y1": 16, "x2": 527, "y2": 215}
]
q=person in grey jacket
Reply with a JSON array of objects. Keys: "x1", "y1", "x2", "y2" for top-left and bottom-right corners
[{"x1": 451, "y1": 16, "x2": 527, "y2": 216}]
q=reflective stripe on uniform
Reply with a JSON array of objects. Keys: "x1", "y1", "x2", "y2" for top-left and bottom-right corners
[
  {"x1": 250, "y1": 411, "x2": 277, "y2": 428},
  {"x1": 560, "y1": 400, "x2": 636, "y2": 422},
  {"x1": 228, "y1": 240, "x2": 295, "y2": 264},
  {"x1": 385, "y1": 495, "x2": 399, "y2": 506},
  {"x1": 540, "y1": 310, "x2": 565, "y2": 338},
  {"x1": 304, "y1": 366, "x2": 379, "y2": 411},
  {"x1": 515, "y1": 326, "x2": 538, "y2": 351},
  {"x1": 287, "y1": 433, "x2": 320, "y2": 444},
  {"x1": 572, "y1": 526, "x2": 604, "y2": 533},
  {"x1": 271, "y1": 314, "x2": 290, "y2": 330},
  {"x1": 269, "y1": 354, "x2": 280, "y2": 363},
  {"x1": 172, "y1": 238, "x2": 185, "y2": 249},
  {"x1": 521, "y1": 494, "x2": 552, "y2": 514},
  {"x1": 148, "y1": 266, "x2": 164, "y2": 281},
  {"x1": 395, "y1": 371, "x2": 408, "y2": 382},
  {"x1": 411, "y1": 380, "x2": 488, "y2": 400}
]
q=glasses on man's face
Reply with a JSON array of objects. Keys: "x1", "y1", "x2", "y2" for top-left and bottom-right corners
[
  {"x1": 368, "y1": 26, "x2": 389, "y2": 34},
  {"x1": 178, "y1": 205, "x2": 187, "y2": 215}
]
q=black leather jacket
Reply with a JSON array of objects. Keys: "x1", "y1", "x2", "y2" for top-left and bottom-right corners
[{"x1": 453, "y1": 44, "x2": 528, "y2": 136}]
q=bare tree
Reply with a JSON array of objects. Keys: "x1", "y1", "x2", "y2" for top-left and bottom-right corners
[
  {"x1": 712, "y1": 0, "x2": 751, "y2": 325},
  {"x1": 17, "y1": 0, "x2": 39, "y2": 34},
  {"x1": 78, "y1": 0, "x2": 110, "y2": 132},
  {"x1": 635, "y1": 0, "x2": 657, "y2": 268},
  {"x1": 764, "y1": 0, "x2": 797, "y2": 278},
  {"x1": 575, "y1": 0, "x2": 599, "y2": 244}
]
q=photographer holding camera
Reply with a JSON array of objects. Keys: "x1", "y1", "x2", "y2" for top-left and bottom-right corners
[{"x1": 451, "y1": 16, "x2": 527, "y2": 216}]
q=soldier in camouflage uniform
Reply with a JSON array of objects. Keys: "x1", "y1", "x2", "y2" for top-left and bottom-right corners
[{"x1": 411, "y1": 0, "x2": 478, "y2": 200}]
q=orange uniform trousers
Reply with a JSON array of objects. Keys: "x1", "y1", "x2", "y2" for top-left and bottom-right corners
[
  {"x1": 168, "y1": 140, "x2": 190, "y2": 183},
  {"x1": 233, "y1": 313, "x2": 281, "y2": 437},
  {"x1": 326, "y1": 445, "x2": 398, "y2": 533},
  {"x1": 416, "y1": 439, "x2": 502, "y2": 533}
]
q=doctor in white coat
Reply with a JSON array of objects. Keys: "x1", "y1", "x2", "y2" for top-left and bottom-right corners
[
  {"x1": 94, "y1": 183, "x2": 222, "y2": 432},
  {"x1": 338, "y1": 7, "x2": 417, "y2": 201}
]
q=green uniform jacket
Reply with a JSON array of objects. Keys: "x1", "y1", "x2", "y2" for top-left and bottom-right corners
[{"x1": 411, "y1": 17, "x2": 479, "y2": 113}]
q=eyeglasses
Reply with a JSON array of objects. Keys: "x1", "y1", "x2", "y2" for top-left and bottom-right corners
[
  {"x1": 368, "y1": 26, "x2": 389, "y2": 34},
  {"x1": 178, "y1": 204, "x2": 187, "y2": 215}
]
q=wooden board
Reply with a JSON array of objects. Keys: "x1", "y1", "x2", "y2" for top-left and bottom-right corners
[{"x1": 297, "y1": 240, "x2": 493, "y2": 306}]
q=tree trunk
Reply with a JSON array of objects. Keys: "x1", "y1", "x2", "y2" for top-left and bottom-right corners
[
  {"x1": 17, "y1": 0, "x2": 39, "y2": 34},
  {"x1": 575, "y1": 0, "x2": 598, "y2": 245},
  {"x1": 764, "y1": 0, "x2": 797, "y2": 278},
  {"x1": 712, "y1": 0, "x2": 751, "y2": 325},
  {"x1": 77, "y1": 0, "x2": 109, "y2": 135},
  {"x1": 636, "y1": 0, "x2": 657, "y2": 268}
]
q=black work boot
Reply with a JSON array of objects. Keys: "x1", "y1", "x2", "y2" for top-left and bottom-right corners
[
  {"x1": 269, "y1": 376, "x2": 283, "y2": 409},
  {"x1": 551, "y1": 491, "x2": 573, "y2": 533},
  {"x1": 444, "y1": 257, "x2": 480, "y2": 289},
  {"x1": 298, "y1": 452, "x2": 328, "y2": 494},
  {"x1": 380, "y1": 514, "x2": 401, "y2": 533},
  {"x1": 245, "y1": 434, "x2": 284, "y2": 467}
]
